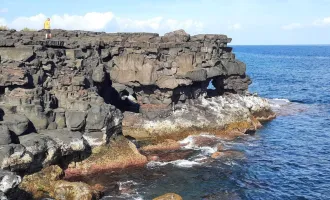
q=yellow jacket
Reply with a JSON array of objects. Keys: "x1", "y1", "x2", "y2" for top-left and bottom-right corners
[{"x1": 44, "y1": 20, "x2": 50, "y2": 29}]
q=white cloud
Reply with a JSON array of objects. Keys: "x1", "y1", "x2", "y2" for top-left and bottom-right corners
[
  {"x1": 5, "y1": 12, "x2": 203, "y2": 34},
  {"x1": 116, "y1": 17, "x2": 203, "y2": 34},
  {"x1": 0, "y1": 8, "x2": 8, "y2": 13},
  {"x1": 10, "y1": 12, "x2": 115, "y2": 31},
  {"x1": 228, "y1": 23, "x2": 242, "y2": 30},
  {"x1": 164, "y1": 19, "x2": 203, "y2": 32},
  {"x1": 281, "y1": 23, "x2": 303, "y2": 30},
  {"x1": 282, "y1": 17, "x2": 330, "y2": 31},
  {"x1": 313, "y1": 17, "x2": 330, "y2": 26},
  {"x1": 115, "y1": 17, "x2": 163, "y2": 31},
  {"x1": 0, "y1": 18, "x2": 6, "y2": 26}
]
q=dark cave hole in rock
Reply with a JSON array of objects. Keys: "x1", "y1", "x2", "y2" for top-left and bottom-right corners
[
  {"x1": 119, "y1": 89, "x2": 140, "y2": 113},
  {"x1": 0, "y1": 86, "x2": 5, "y2": 95},
  {"x1": 207, "y1": 79, "x2": 218, "y2": 97},
  {"x1": 98, "y1": 74, "x2": 140, "y2": 113}
]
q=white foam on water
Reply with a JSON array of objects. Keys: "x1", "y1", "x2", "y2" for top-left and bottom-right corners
[
  {"x1": 171, "y1": 159, "x2": 201, "y2": 168},
  {"x1": 103, "y1": 194, "x2": 144, "y2": 200},
  {"x1": 147, "y1": 159, "x2": 201, "y2": 168},
  {"x1": 268, "y1": 98, "x2": 291, "y2": 108},
  {"x1": 133, "y1": 197, "x2": 144, "y2": 200},
  {"x1": 118, "y1": 180, "x2": 139, "y2": 190},
  {"x1": 224, "y1": 160, "x2": 239, "y2": 166},
  {"x1": 179, "y1": 134, "x2": 219, "y2": 154}
]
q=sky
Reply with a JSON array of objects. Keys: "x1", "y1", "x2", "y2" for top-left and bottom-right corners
[{"x1": 1, "y1": 0, "x2": 330, "y2": 45}]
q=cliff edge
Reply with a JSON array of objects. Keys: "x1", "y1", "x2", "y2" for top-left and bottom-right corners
[{"x1": 0, "y1": 29, "x2": 275, "y2": 199}]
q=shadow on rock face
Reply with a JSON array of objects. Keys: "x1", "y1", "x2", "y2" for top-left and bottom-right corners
[
  {"x1": 6, "y1": 187, "x2": 34, "y2": 200},
  {"x1": 97, "y1": 75, "x2": 140, "y2": 113},
  {"x1": 0, "y1": 108, "x2": 4, "y2": 121}
]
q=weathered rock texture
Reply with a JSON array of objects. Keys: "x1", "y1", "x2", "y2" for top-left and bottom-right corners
[
  {"x1": 0, "y1": 29, "x2": 274, "y2": 199},
  {"x1": 123, "y1": 94, "x2": 273, "y2": 143},
  {"x1": 0, "y1": 29, "x2": 253, "y2": 170},
  {"x1": 16, "y1": 165, "x2": 102, "y2": 200}
]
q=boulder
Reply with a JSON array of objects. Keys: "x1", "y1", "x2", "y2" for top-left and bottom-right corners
[
  {"x1": 83, "y1": 132, "x2": 106, "y2": 147},
  {"x1": 53, "y1": 181, "x2": 102, "y2": 200},
  {"x1": 0, "y1": 144, "x2": 33, "y2": 171},
  {"x1": 0, "y1": 170, "x2": 21, "y2": 194},
  {"x1": 19, "y1": 133, "x2": 48, "y2": 157},
  {"x1": 0, "y1": 126, "x2": 11, "y2": 145},
  {"x1": 18, "y1": 165, "x2": 63, "y2": 199},
  {"x1": 19, "y1": 165, "x2": 101, "y2": 199},
  {"x1": 64, "y1": 135, "x2": 147, "y2": 177},
  {"x1": 41, "y1": 130, "x2": 85, "y2": 156},
  {"x1": 2, "y1": 114, "x2": 30, "y2": 136},
  {"x1": 18, "y1": 133, "x2": 60, "y2": 169},
  {"x1": 162, "y1": 29, "x2": 190, "y2": 42},
  {"x1": 92, "y1": 64, "x2": 105, "y2": 83},
  {"x1": 85, "y1": 105, "x2": 109, "y2": 131},
  {"x1": 221, "y1": 60, "x2": 246, "y2": 76},
  {"x1": 24, "y1": 106, "x2": 49, "y2": 131},
  {"x1": 153, "y1": 193, "x2": 183, "y2": 200},
  {"x1": 65, "y1": 111, "x2": 87, "y2": 131}
]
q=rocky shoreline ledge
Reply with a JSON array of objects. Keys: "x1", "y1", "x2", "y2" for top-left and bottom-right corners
[{"x1": 0, "y1": 29, "x2": 275, "y2": 199}]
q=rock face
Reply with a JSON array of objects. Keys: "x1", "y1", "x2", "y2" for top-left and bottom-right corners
[
  {"x1": 0, "y1": 29, "x2": 254, "y2": 172},
  {"x1": 123, "y1": 94, "x2": 273, "y2": 142},
  {"x1": 0, "y1": 29, "x2": 275, "y2": 200}
]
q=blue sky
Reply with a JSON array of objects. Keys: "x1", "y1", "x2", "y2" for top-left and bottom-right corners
[{"x1": 1, "y1": 0, "x2": 330, "y2": 44}]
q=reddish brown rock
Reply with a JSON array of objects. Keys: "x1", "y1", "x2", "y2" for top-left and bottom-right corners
[
  {"x1": 19, "y1": 165, "x2": 64, "y2": 199},
  {"x1": 0, "y1": 64, "x2": 28, "y2": 86},
  {"x1": 18, "y1": 165, "x2": 103, "y2": 200},
  {"x1": 211, "y1": 150, "x2": 245, "y2": 160},
  {"x1": 141, "y1": 139, "x2": 181, "y2": 152},
  {"x1": 53, "y1": 180, "x2": 102, "y2": 200},
  {"x1": 64, "y1": 135, "x2": 148, "y2": 178},
  {"x1": 253, "y1": 109, "x2": 277, "y2": 122}
]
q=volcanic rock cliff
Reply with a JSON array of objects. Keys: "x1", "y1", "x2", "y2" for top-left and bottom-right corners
[{"x1": 0, "y1": 29, "x2": 274, "y2": 199}]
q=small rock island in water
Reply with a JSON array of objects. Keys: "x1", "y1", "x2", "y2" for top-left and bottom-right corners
[{"x1": 0, "y1": 29, "x2": 275, "y2": 199}]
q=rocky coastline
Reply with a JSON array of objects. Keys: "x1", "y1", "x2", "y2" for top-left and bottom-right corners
[{"x1": 0, "y1": 29, "x2": 275, "y2": 199}]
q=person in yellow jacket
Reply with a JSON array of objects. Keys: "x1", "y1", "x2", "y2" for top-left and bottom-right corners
[{"x1": 44, "y1": 18, "x2": 51, "y2": 39}]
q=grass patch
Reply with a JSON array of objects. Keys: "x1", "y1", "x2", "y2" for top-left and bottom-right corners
[
  {"x1": 0, "y1": 25, "x2": 8, "y2": 31},
  {"x1": 21, "y1": 27, "x2": 37, "y2": 31}
]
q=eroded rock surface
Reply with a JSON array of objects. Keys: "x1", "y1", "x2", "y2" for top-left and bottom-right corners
[
  {"x1": 123, "y1": 94, "x2": 274, "y2": 142},
  {"x1": 0, "y1": 29, "x2": 275, "y2": 200}
]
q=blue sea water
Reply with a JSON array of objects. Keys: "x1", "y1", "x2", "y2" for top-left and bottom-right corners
[
  {"x1": 97, "y1": 46, "x2": 330, "y2": 200},
  {"x1": 230, "y1": 45, "x2": 330, "y2": 200}
]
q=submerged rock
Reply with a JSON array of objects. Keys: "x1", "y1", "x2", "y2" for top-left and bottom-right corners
[
  {"x1": 141, "y1": 139, "x2": 181, "y2": 152},
  {"x1": 153, "y1": 193, "x2": 183, "y2": 200},
  {"x1": 211, "y1": 150, "x2": 245, "y2": 160}
]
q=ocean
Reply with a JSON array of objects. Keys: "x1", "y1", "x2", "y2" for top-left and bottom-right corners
[{"x1": 96, "y1": 45, "x2": 330, "y2": 200}]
